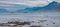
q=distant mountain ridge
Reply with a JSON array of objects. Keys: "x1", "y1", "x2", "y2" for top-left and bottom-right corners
[
  {"x1": 21, "y1": 1, "x2": 60, "y2": 13},
  {"x1": 0, "y1": 4, "x2": 28, "y2": 13},
  {"x1": 0, "y1": 1, "x2": 60, "y2": 13}
]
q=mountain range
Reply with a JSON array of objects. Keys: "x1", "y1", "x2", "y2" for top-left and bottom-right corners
[
  {"x1": 0, "y1": 1, "x2": 60, "y2": 13},
  {"x1": 22, "y1": 1, "x2": 60, "y2": 13}
]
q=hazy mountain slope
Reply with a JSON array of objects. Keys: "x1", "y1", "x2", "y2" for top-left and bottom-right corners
[
  {"x1": 0, "y1": 1, "x2": 60, "y2": 13},
  {"x1": 0, "y1": 4, "x2": 28, "y2": 13},
  {"x1": 18, "y1": 1, "x2": 60, "y2": 13}
]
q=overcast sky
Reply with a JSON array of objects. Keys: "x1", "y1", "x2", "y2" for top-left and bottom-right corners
[
  {"x1": 56, "y1": 0, "x2": 60, "y2": 3},
  {"x1": 0, "y1": 0, "x2": 57, "y2": 6}
]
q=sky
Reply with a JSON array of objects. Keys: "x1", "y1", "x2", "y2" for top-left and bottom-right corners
[
  {"x1": 0, "y1": 0, "x2": 59, "y2": 12},
  {"x1": 56, "y1": 0, "x2": 60, "y2": 3},
  {"x1": 0, "y1": 0, "x2": 57, "y2": 6}
]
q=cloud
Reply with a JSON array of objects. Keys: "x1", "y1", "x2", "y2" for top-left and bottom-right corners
[
  {"x1": 0, "y1": 0, "x2": 54, "y2": 7},
  {"x1": 0, "y1": 1, "x2": 27, "y2": 12},
  {"x1": 56, "y1": 0, "x2": 60, "y2": 3}
]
